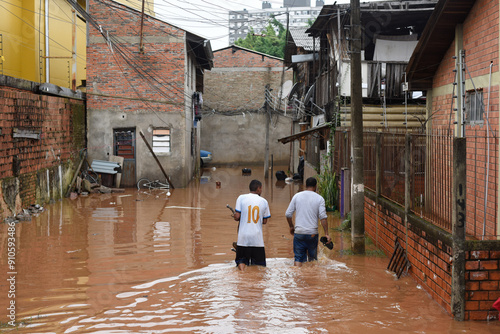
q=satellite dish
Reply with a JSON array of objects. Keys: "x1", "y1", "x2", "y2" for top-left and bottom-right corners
[
  {"x1": 280, "y1": 80, "x2": 293, "y2": 99},
  {"x1": 304, "y1": 84, "x2": 315, "y2": 105},
  {"x1": 288, "y1": 82, "x2": 300, "y2": 101}
]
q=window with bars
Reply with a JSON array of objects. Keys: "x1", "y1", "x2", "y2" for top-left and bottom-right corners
[
  {"x1": 466, "y1": 90, "x2": 484, "y2": 124},
  {"x1": 152, "y1": 128, "x2": 171, "y2": 154}
]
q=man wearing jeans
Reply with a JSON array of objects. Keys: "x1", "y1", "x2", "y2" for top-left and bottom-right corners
[{"x1": 285, "y1": 177, "x2": 331, "y2": 266}]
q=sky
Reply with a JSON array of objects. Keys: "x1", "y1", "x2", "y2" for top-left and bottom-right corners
[{"x1": 154, "y1": 0, "x2": 344, "y2": 50}]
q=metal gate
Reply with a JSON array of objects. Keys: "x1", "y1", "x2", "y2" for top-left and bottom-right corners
[{"x1": 114, "y1": 128, "x2": 136, "y2": 187}]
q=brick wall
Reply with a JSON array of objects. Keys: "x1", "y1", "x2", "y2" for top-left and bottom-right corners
[
  {"x1": 465, "y1": 250, "x2": 500, "y2": 320},
  {"x1": 87, "y1": 0, "x2": 186, "y2": 114},
  {"x1": 86, "y1": 0, "x2": 204, "y2": 187},
  {"x1": 433, "y1": 0, "x2": 499, "y2": 90},
  {"x1": 365, "y1": 190, "x2": 500, "y2": 320},
  {"x1": 213, "y1": 46, "x2": 285, "y2": 68},
  {"x1": 0, "y1": 78, "x2": 86, "y2": 218},
  {"x1": 204, "y1": 47, "x2": 292, "y2": 112},
  {"x1": 365, "y1": 195, "x2": 453, "y2": 314},
  {"x1": 431, "y1": 0, "x2": 499, "y2": 131}
]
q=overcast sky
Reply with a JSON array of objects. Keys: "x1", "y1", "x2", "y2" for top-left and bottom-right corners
[{"x1": 154, "y1": 0, "x2": 345, "y2": 50}]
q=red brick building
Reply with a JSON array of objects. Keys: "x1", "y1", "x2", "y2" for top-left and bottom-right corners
[
  {"x1": 86, "y1": 0, "x2": 212, "y2": 187},
  {"x1": 362, "y1": 0, "x2": 500, "y2": 321}
]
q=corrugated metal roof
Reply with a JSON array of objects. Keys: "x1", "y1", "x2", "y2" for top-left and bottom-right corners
[
  {"x1": 289, "y1": 28, "x2": 319, "y2": 51},
  {"x1": 91, "y1": 160, "x2": 122, "y2": 174}
]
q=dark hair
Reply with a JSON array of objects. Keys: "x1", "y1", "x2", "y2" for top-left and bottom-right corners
[
  {"x1": 306, "y1": 177, "x2": 317, "y2": 188},
  {"x1": 249, "y1": 179, "x2": 262, "y2": 191}
]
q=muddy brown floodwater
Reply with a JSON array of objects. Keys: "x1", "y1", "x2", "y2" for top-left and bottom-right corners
[{"x1": 1, "y1": 167, "x2": 499, "y2": 333}]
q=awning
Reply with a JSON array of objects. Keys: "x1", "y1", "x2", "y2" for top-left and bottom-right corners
[{"x1": 278, "y1": 122, "x2": 331, "y2": 144}]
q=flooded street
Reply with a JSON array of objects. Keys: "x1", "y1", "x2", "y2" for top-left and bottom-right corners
[{"x1": 1, "y1": 167, "x2": 499, "y2": 333}]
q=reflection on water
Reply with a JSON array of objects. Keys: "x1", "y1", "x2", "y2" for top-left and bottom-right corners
[{"x1": 0, "y1": 167, "x2": 499, "y2": 333}]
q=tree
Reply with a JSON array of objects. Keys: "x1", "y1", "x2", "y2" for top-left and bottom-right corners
[{"x1": 235, "y1": 18, "x2": 287, "y2": 58}]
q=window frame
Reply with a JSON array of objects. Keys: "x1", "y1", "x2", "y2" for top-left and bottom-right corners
[
  {"x1": 465, "y1": 89, "x2": 484, "y2": 125},
  {"x1": 152, "y1": 128, "x2": 171, "y2": 155}
]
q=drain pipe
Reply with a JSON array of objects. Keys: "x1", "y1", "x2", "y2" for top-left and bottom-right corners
[
  {"x1": 45, "y1": 0, "x2": 49, "y2": 83},
  {"x1": 482, "y1": 61, "x2": 493, "y2": 239}
]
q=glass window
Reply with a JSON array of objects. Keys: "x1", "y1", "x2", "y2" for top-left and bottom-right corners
[{"x1": 152, "y1": 129, "x2": 171, "y2": 154}]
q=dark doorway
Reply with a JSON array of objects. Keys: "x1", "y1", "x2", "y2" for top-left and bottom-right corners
[{"x1": 114, "y1": 128, "x2": 136, "y2": 187}]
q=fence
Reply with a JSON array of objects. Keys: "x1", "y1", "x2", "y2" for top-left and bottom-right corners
[{"x1": 334, "y1": 127, "x2": 499, "y2": 240}]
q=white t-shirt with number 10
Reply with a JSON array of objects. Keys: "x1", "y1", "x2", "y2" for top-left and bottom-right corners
[{"x1": 235, "y1": 193, "x2": 271, "y2": 247}]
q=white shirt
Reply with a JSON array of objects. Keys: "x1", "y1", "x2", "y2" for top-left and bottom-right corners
[
  {"x1": 235, "y1": 193, "x2": 271, "y2": 247},
  {"x1": 285, "y1": 190, "x2": 327, "y2": 235}
]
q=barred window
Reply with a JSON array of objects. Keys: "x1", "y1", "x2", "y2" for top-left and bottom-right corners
[{"x1": 466, "y1": 90, "x2": 484, "y2": 123}]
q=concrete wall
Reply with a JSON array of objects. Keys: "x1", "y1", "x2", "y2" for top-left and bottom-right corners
[
  {"x1": 202, "y1": 46, "x2": 293, "y2": 166},
  {"x1": 200, "y1": 113, "x2": 292, "y2": 165},
  {"x1": 0, "y1": 75, "x2": 86, "y2": 219},
  {"x1": 87, "y1": 110, "x2": 193, "y2": 188}
]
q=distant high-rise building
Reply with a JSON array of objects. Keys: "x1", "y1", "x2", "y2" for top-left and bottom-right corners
[
  {"x1": 228, "y1": 1, "x2": 323, "y2": 46},
  {"x1": 284, "y1": 0, "x2": 310, "y2": 7}
]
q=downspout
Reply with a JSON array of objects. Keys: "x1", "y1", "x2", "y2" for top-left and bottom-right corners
[
  {"x1": 482, "y1": 61, "x2": 493, "y2": 239},
  {"x1": 45, "y1": 0, "x2": 49, "y2": 83}
]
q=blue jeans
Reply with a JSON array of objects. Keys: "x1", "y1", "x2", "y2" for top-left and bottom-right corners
[{"x1": 293, "y1": 234, "x2": 318, "y2": 263}]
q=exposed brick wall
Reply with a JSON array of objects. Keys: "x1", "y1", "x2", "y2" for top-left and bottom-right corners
[
  {"x1": 365, "y1": 191, "x2": 500, "y2": 320},
  {"x1": 365, "y1": 195, "x2": 453, "y2": 315},
  {"x1": 465, "y1": 250, "x2": 500, "y2": 320},
  {"x1": 213, "y1": 47, "x2": 285, "y2": 68},
  {"x1": 86, "y1": 0, "x2": 206, "y2": 187},
  {"x1": 433, "y1": 0, "x2": 499, "y2": 90},
  {"x1": 431, "y1": 0, "x2": 499, "y2": 132},
  {"x1": 87, "y1": 0, "x2": 186, "y2": 113},
  {"x1": 425, "y1": 0, "x2": 500, "y2": 239},
  {"x1": 0, "y1": 81, "x2": 86, "y2": 218},
  {"x1": 204, "y1": 47, "x2": 292, "y2": 112}
]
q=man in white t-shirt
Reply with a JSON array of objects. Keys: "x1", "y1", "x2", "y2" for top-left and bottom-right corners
[
  {"x1": 233, "y1": 179, "x2": 271, "y2": 271},
  {"x1": 285, "y1": 177, "x2": 331, "y2": 266}
]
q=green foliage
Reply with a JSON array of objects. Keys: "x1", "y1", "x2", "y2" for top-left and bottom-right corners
[
  {"x1": 335, "y1": 212, "x2": 351, "y2": 231},
  {"x1": 235, "y1": 18, "x2": 287, "y2": 58},
  {"x1": 316, "y1": 167, "x2": 338, "y2": 210}
]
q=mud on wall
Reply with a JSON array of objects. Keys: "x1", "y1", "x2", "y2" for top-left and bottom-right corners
[{"x1": 0, "y1": 76, "x2": 86, "y2": 219}]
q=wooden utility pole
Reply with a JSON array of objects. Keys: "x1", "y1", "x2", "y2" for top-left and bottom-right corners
[
  {"x1": 350, "y1": 0, "x2": 365, "y2": 254},
  {"x1": 264, "y1": 84, "x2": 271, "y2": 178},
  {"x1": 139, "y1": 0, "x2": 146, "y2": 53}
]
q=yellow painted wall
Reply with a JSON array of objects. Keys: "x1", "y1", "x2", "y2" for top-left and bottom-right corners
[{"x1": 0, "y1": 0, "x2": 151, "y2": 89}]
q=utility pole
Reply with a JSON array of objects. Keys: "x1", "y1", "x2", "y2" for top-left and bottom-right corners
[
  {"x1": 139, "y1": 0, "x2": 146, "y2": 53},
  {"x1": 350, "y1": 0, "x2": 365, "y2": 254},
  {"x1": 264, "y1": 84, "x2": 271, "y2": 178}
]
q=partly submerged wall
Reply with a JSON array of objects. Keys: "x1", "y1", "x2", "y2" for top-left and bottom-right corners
[{"x1": 0, "y1": 75, "x2": 86, "y2": 219}]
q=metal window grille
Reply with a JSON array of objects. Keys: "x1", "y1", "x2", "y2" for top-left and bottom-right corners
[{"x1": 466, "y1": 90, "x2": 484, "y2": 123}]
